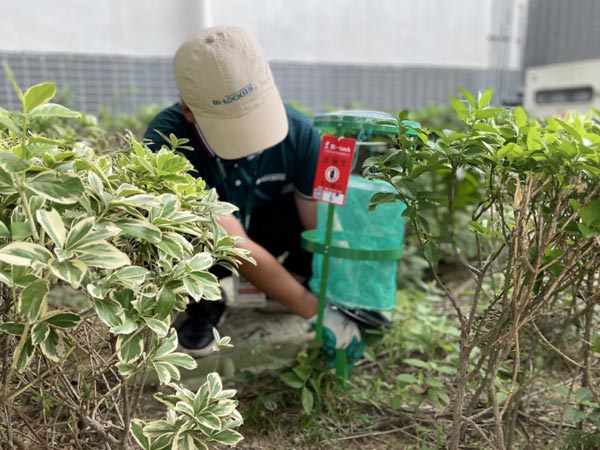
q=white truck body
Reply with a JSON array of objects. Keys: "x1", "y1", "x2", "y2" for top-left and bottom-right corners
[{"x1": 523, "y1": 59, "x2": 600, "y2": 117}]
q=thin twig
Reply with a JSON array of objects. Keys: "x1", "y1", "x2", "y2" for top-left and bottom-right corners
[
  {"x1": 332, "y1": 424, "x2": 418, "y2": 442},
  {"x1": 531, "y1": 321, "x2": 587, "y2": 368}
]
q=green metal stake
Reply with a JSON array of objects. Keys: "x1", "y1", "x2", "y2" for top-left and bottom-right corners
[
  {"x1": 315, "y1": 202, "x2": 335, "y2": 343},
  {"x1": 315, "y1": 202, "x2": 349, "y2": 380},
  {"x1": 335, "y1": 348, "x2": 349, "y2": 382}
]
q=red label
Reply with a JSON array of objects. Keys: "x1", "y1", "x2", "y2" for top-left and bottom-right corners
[{"x1": 312, "y1": 135, "x2": 356, "y2": 206}]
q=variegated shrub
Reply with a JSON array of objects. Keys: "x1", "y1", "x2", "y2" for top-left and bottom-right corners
[{"x1": 0, "y1": 66, "x2": 248, "y2": 449}]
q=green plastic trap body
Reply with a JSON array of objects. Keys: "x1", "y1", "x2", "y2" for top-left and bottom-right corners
[
  {"x1": 306, "y1": 175, "x2": 406, "y2": 311},
  {"x1": 304, "y1": 110, "x2": 411, "y2": 312},
  {"x1": 313, "y1": 110, "x2": 420, "y2": 173}
]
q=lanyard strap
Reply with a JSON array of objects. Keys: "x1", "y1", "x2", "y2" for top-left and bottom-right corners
[
  {"x1": 192, "y1": 122, "x2": 261, "y2": 231},
  {"x1": 215, "y1": 154, "x2": 261, "y2": 231}
]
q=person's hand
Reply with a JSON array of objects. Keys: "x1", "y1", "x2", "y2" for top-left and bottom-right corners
[{"x1": 309, "y1": 305, "x2": 365, "y2": 369}]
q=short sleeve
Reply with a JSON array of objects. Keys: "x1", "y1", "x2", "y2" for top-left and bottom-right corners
[{"x1": 285, "y1": 106, "x2": 321, "y2": 198}]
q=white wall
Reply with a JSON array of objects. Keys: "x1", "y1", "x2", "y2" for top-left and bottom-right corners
[
  {"x1": 212, "y1": 0, "x2": 494, "y2": 68},
  {"x1": 0, "y1": 0, "x2": 201, "y2": 57},
  {"x1": 0, "y1": 0, "x2": 526, "y2": 69}
]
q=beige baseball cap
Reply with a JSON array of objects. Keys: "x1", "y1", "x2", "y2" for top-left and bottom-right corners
[{"x1": 173, "y1": 26, "x2": 288, "y2": 160}]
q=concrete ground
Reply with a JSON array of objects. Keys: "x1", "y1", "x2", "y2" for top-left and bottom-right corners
[{"x1": 174, "y1": 277, "x2": 315, "y2": 389}]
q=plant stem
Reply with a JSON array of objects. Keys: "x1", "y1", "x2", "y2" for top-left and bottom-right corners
[{"x1": 15, "y1": 177, "x2": 39, "y2": 241}]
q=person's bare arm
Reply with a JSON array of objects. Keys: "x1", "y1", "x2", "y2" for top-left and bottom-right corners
[
  {"x1": 218, "y1": 213, "x2": 318, "y2": 318},
  {"x1": 294, "y1": 193, "x2": 317, "y2": 230}
]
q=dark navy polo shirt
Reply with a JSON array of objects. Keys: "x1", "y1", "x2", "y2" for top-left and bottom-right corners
[{"x1": 144, "y1": 103, "x2": 321, "y2": 218}]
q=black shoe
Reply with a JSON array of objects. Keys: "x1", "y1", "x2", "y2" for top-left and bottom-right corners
[
  {"x1": 177, "y1": 299, "x2": 226, "y2": 358},
  {"x1": 334, "y1": 305, "x2": 392, "y2": 330}
]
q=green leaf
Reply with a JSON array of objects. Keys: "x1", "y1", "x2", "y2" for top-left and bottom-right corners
[
  {"x1": 54, "y1": 248, "x2": 74, "y2": 263},
  {"x1": 403, "y1": 358, "x2": 428, "y2": 368},
  {"x1": 111, "y1": 318, "x2": 138, "y2": 335},
  {"x1": 156, "y1": 150, "x2": 191, "y2": 173},
  {"x1": 0, "y1": 221, "x2": 9, "y2": 239},
  {"x1": 13, "y1": 336, "x2": 35, "y2": 373},
  {"x1": 390, "y1": 395, "x2": 404, "y2": 411},
  {"x1": 116, "y1": 362, "x2": 138, "y2": 377},
  {"x1": 564, "y1": 407, "x2": 588, "y2": 424},
  {"x1": 396, "y1": 373, "x2": 419, "y2": 384},
  {"x1": 514, "y1": 106, "x2": 528, "y2": 128},
  {"x1": 575, "y1": 387, "x2": 594, "y2": 403},
  {"x1": 193, "y1": 384, "x2": 210, "y2": 413},
  {"x1": 130, "y1": 419, "x2": 152, "y2": 450},
  {"x1": 155, "y1": 286, "x2": 177, "y2": 320},
  {"x1": 93, "y1": 297, "x2": 122, "y2": 327},
  {"x1": 579, "y1": 199, "x2": 600, "y2": 228},
  {"x1": 114, "y1": 219, "x2": 162, "y2": 244},
  {"x1": 210, "y1": 429, "x2": 243, "y2": 446},
  {"x1": 111, "y1": 266, "x2": 150, "y2": 289},
  {"x1": 111, "y1": 194, "x2": 161, "y2": 209},
  {"x1": 458, "y1": 88, "x2": 477, "y2": 107},
  {"x1": 211, "y1": 400, "x2": 236, "y2": 417},
  {"x1": 77, "y1": 241, "x2": 131, "y2": 269},
  {"x1": 152, "y1": 362, "x2": 171, "y2": 385},
  {"x1": 474, "y1": 107, "x2": 503, "y2": 119},
  {"x1": 117, "y1": 332, "x2": 144, "y2": 363},
  {"x1": 155, "y1": 352, "x2": 197, "y2": 370},
  {"x1": 36, "y1": 209, "x2": 66, "y2": 248},
  {"x1": 425, "y1": 377, "x2": 444, "y2": 388},
  {"x1": 142, "y1": 419, "x2": 177, "y2": 438},
  {"x1": 157, "y1": 235, "x2": 184, "y2": 260},
  {"x1": 478, "y1": 88, "x2": 494, "y2": 108},
  {"x1": 301, "y1": 386, "x2": 314, "y2": 415},
  {"x1": 18, "y1": 279, "x2": 49, "y2": 321},
  {"x1": 468, "y1": 220, "x2": 487, "y2": 234},
  {"x1": 28, "y1": 103, "x2": 80, "y2": 118},
  {"x1": 155, "y1": 331, "x2": 178, "y2": 358},
  {"x1": 31, "y1": 322, "x2": 50, "y2": 346},
  {"x1": 0, "y1": 322, "x2": 25, "y2": 336},
  {"x1": 48, "y1": 258, "x2": 87, "y2": 288},
  {"x1": 423, "y1": 241, "x2": 440, "y2": 267},
  {"x1": 450, "y1": 97, "x2": 467, "y2": 119},
  {"x1": 0, "y1": 153, "x2": 30, "y2": 173},
  {"x1": 279, "y1": 371, "x2": 304, "y2": 389},
  {"x1": 0, "y1": 242, "x2": 53, "y2": 266},
  {"x1": 3, "y1": 62, "x2": 24, "y2": 105},
  {"x1": 174, "y1": 401, "x2": 196, "y2": 418},
  {"x1": 437, "y1": 389, "x2": 451, "y2": 405},
  {"x1": 38, "y1": 327, "x2": 62, "y2": 362},
  {"x1": 25, "y1": 172, "x2": 84, "y2": 204},
  {"x1": 556, "y1": 118, "x2": 583, "y2": 143},
  {"x1": 189, "y1": 252, "x2": 214, "y2": 272},
  {"x1": 179, "y1": 433, "x2": 198, "y2": 450},
  {"x1": 472, "y1": 123, "x2": 498, "y2": 134},
  {"x1": 526, "y1": 126, "x2": 543, "y2": 151},
  {"x1": 497, "y1": 142, "x2": 523, "y2": 162},
  {"x1": 182, "y1": 275, "x2": 205, "y2": 301},
  {"x1": 146, "y1": 318, "x2": 170, "y2": 337},
  {"x1": 10, "y1": 222, "x2": 32, "y2": 241},
  {"x1": 153, "y1": 361, "x2": 178, "y2": 384},
  {"x1": 43, "y1": 311, "x2": 81, "y2": 329},
  {"x1": 23, "y1": 82, "x2": 55, "y2": 112},
  {"x1": 64, "y1": 217, "x2": 94, "y2": 250},
  {"x1": 191, "y1": 272, "x2": 221, "y2": 300},
  {"x1": 0, "y1": 110, "x2": 21, "y2": 135},
  {"x1": 368, "y1": 192, "x2": 398, "y2": 209},
  {"x1": 10, "y1": 266, "x2": 37, "y2": 287},
  {"x1": 197, "y1": 412, "x2": 221, "y2": 431},
  {"x1": 207, "y1": 372, "x2": 223, "y2": 397}
]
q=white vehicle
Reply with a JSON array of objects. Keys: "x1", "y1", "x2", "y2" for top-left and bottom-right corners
[{"x1": 523, "y1": 58, "x2": 600, "y2": 117}]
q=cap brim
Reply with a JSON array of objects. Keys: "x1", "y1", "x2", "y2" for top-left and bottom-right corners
[{"x1": 191, "y1": 88, "x2": 288, "y2": 160}]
